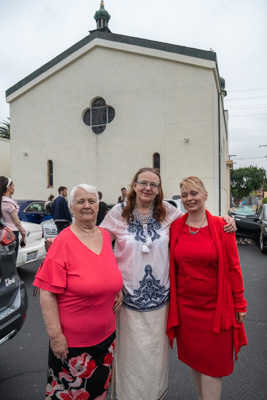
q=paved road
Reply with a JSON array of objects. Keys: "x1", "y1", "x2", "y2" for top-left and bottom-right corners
[{"x1": 0, "y1": 241, "x2": 266, "y2": 399}]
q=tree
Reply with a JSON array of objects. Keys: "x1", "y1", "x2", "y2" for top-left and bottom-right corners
[
  {"x1": 0, "y1": 118, "x2": 10, "y2": 139},
  {"x1": 231, "y1": 165, "x2": 266, "y2": 202}
]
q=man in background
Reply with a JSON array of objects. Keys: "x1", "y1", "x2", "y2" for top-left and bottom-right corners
[
  {"x1": 96, "y1": 191, "x2": 108, "y2": 226},
  {"x1": 118, "y1": 187, "x2": 127, "y2": 204},
  {"x1": 52, "y1": 186, "x2": 72, "y2": 233}
]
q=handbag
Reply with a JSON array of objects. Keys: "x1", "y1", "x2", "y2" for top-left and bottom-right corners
[{"x1": 0, "y1": 221, "x2": 16, "y2": 246}]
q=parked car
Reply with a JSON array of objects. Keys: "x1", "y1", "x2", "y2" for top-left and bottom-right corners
[
  {"x1": 258, "y1": 204, "x2": 267, "y2": 253},
  {"x1": 0, "y1": 227, "x2": 28, "y2": 345},
  {"x1": 16, "y1": 221, "x2": 46, "y2": 267},
  {"x1": 41, "y1": 218, "x2": 58, "y2": 240},
  {"x1": 229, "y1": 204, "x2": 267, "y2": 253},
  {"x1": 16, "y1": 200, "x2": 45, "y2": 224},
  {"x1": 165, "y1": 198, "x2": 186, "y2": 213}
]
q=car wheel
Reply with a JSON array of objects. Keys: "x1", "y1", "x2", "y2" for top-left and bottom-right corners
[{"x1": 260, "y1": 234, "x2": 267, "y2": 254}]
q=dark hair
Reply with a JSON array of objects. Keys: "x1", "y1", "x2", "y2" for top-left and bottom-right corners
[
  {"x1": 121, "y1": 187, "x2": 126, "y2": 192},
  {"x1": 98, "y1": 191, "x2": 103, "y2": 200},
  {"x1": 122, "y1": 167, "x2": 166, "y2": 223},
  {"x1": 47, "y1": 194, "x2": 55, "y2": 202},
  {"x1": 0, "y1": 176, "x2": 10, "y2": 218},
  {"x1": 58, "y1": 186, "x2": 67, "y2": 194}
]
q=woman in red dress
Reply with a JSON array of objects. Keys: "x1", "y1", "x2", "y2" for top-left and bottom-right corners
[{"x1": 167, "y1": 176, "x2": 247, "y2": 400}]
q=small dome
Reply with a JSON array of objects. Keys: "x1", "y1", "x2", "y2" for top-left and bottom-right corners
[
  {"x1": 219, "y1": 76, "x2": 226, "y2": 91},
  {"x1": 94, "y1": 2, "x2": 111, "y2": 22}
]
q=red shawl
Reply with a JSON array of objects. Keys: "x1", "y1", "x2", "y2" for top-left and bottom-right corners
[{"x1": 166, "y1": 210, "x2": 247, "y2": 360}]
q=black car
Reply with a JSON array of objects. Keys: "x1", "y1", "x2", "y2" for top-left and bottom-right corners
[
  {"x1": 258, "y1": 204, "x2": 267, "y2": 253},
  {"x1": 229, "y1": 204, "x2": 267, "y2": 253},
  {"x1": 0, "y1": 229, "x2": 28, "y2": 345}
]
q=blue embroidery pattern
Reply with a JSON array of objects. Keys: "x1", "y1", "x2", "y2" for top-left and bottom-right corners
[
  {"x1": 123, "y1": 265, "x2": 169, "y2": 311},
  {"x1": 128, "y1": 219, "x2": 161, "y2": 243}
]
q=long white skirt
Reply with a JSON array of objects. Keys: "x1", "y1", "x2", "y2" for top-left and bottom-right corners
[{"x1": 111, "y1": 304, "x2": 169, "y2": 400}]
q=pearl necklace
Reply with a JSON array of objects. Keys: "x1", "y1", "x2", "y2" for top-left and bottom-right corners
[
  {"x1": 133, "y1": 206, "x2": 154, "y2": 253},
  {"x1": 187, "y1": 215, "x2": 206, "y2": 235}
]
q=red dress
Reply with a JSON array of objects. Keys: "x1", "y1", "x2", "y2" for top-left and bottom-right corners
[{"x1": 174, "y1": 224, "x2": 233, "y2": 377}]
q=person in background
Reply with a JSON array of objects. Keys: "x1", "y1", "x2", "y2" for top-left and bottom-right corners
[
  {"x1": 96, "y1": 191, "x2": 109, "y2": 226},
  {"x1": 44, "y1": 194, "x2": 55, "y2": 215},
  {"x1": 33, "y1": 184, "x2": 123, "y2": 400},
  {"x1": 0, "y1": 176, "x2": 26, "y2": 258},
  {"x1": 117, "y1": 187, "x2": 127, "y2": 204},
  {"x1": 167, "y1": 176, "x2": 247, "y2": 400},
  {"x1": 43, "y1": 194, "x2": 55, "y2": 221},
  {"x1": 52, "y1": 186, "x2": 72, "y2": 234},
  {"x1": 100, "y1": 167, "x2": 236, "y2": 400}
]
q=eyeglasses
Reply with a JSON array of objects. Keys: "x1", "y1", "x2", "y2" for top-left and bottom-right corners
[{"x1": 136, "y1": 181, "x2": 159, "y2": 190}]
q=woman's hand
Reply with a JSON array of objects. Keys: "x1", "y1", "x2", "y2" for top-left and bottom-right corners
[
  {"x1": 222, "y1": 215, "x2": 236, "y2": 233},
  {"x1": 19, "y1": 230, "x2": 27, "y2": 247},
  {"x1": 113, "y1": 290, "x2": 123, "y2": 313},
  {"x1": 50, "y1": 333, "x2": 69, "y2": 359},
  {"x1": 236, "y1": 311, "x2": 246, "y2": 323}
]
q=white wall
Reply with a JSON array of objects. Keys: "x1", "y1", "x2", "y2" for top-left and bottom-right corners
[{"x1": 8, "y1": 43, "x2": 227, "y2": 214}]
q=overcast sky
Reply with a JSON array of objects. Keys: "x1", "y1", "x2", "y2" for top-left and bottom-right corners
[{"x1": 1, "y1": 0, "x2": 267, "y2": 171}]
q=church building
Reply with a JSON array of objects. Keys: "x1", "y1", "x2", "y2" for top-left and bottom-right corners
[{"x1": 6, "y1": 1, "x2": 231, "y2": 214}]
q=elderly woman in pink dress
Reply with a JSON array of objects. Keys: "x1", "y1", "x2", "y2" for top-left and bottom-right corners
[{"x1": 34, "y1": 184, "x2": 123, "y2": 400}]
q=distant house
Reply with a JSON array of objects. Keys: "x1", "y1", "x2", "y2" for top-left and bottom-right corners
[{"x1": 6, "y1": 1, "x2": 231, "y2": 214}]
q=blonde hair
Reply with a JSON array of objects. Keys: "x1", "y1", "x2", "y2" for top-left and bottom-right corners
[{"x1": 180, "y1": 176, "x2": 207, "y2": 194}]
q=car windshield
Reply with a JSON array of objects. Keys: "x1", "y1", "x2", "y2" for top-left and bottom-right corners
[{"x1": 234, "y1": 206, "x2": 257, "y2": 216}]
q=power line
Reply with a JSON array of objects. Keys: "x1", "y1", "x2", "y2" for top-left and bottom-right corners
[
  {"x1": 230, "y1": 127, "x2": 267, "y2": 132},
  {"x1": 227, "y1": 104, "x2": 267, "y2": 110},
  {"x1": 235, "y1": 156, "x2": 267, "y2": 160},
  {"x1": 225, "y1": 95, "x2": 267, "y2": 101},
  {"x1": 230, "y1": 113, "x2": 267, "y2": 117},
  {"x1": 228, "y1": 87, "x2": 267, "y2": 93}
]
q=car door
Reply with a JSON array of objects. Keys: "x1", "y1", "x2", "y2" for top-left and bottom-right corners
[
  {"x1": 24, "y1": 201, "x2": 45, "y2": 224},
  {"x1": 234, "y1": 212, "x2": 261, "y2": 240},
  {"x1": 0, "y1": 240, "x2": 28, "y2": 344}
]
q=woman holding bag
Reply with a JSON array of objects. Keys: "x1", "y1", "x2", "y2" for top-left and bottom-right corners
[{"x1": 0, "y1": 176, "x2": 26, "y2": 257}]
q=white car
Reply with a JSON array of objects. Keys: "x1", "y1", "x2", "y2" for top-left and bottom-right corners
[
  {"x1": 17, "y1": 221, "x2": 46, "y2": 267},
  {"x1": 165, "y1": 198, "x2": 186, "y2": 213},
  {"x1": 41, "y1": 218, "x2": 58, "y2": 240}
]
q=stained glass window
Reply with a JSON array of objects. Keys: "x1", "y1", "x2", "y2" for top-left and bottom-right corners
[{"x1": 83, "y1": 97, "x2": 115, "y2": 134}]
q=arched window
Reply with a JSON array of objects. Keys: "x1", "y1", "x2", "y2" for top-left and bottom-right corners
[
  {"x1": 153, "y1": 153, "x2": 160, "y2": 173},
  {"x1": 47, "y1": 160, "x2": 53, "y2": 188}
]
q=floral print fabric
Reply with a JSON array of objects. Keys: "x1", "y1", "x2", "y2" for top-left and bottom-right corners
[{"x1": 46, "y1": 332, "x2": 115, "y2": 400}]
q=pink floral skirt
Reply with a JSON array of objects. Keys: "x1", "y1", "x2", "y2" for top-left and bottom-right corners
[{"x1": 46, "y1": 331, "x2": 115, "y2": 400}]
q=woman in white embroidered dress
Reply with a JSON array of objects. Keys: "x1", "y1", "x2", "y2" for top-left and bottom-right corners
[{"x1": 100, "y1": 167, "x2": 235, "y2": 400}]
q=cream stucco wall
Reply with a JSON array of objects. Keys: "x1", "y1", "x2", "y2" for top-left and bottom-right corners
[
  {"x1": 7, "y1": 39, "x2": 229, "y2": 214},
  {"x1": 0, "y1": 138, "x2": 11, "y2": 177}
]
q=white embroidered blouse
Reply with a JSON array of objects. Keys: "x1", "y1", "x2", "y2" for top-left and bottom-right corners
[{"x1": 100, "y1": 201, "x2": 183, "y2": 312}]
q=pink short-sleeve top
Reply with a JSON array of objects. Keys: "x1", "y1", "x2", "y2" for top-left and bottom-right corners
[
  {"x1": 33, "y1": 227, "x2": 123, "y2": 347},
  {"x1": 1, "y1": 197, "x2": 20, "y2": 231}
]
